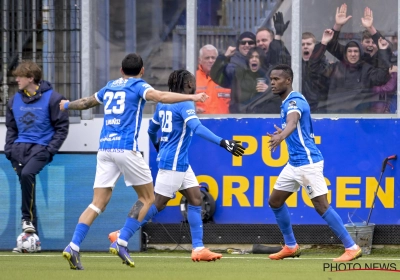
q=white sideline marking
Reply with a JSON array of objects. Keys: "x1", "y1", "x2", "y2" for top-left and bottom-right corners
[{"x1": 0, "y1": 254, "x2": 400, "y2": 261}]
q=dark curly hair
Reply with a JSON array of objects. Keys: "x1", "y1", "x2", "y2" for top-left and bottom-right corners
[{"x1": 167, "y1": 69, "x2": 195, "y2": 93}]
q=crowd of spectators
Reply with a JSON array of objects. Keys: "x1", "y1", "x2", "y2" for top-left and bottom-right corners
[{"x1": 191, "y1": 4, "x2": 397, "y2": 115}]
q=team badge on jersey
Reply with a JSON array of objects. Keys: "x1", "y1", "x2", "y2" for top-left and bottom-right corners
[
  {"x1": 186, "y1": 109, "x2": 195, "y2": 115},
  {"x1": 288, "y1": 100, "x2": 298, "y2": 110}
]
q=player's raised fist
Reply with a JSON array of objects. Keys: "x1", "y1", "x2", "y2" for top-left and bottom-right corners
[{"x1": 193, "y1": 92, "x2": 209, "y2": 103}]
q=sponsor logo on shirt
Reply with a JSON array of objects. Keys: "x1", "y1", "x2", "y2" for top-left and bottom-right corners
[
  {"x1": 186, "y1": 109, "x2": 195, "y2": 115},
  {"x1": 99, "y1": 135, "x2": 122, "y2": 142},
  {"x1": 111, "y1": 78, "x2": 128, "y2": 87},
  {"x1": 142, "y1": 83, "x2": 151, "y2": 88},
  {"x1": 160, "y1": 136, "x2": 169, "y2": 142},
  {"x1": 106, "y1": 118, "x2": 121, "y2": 125},
  {"x1": 20, "y1": 106, "x2": 42, "y2": 111},
  {"x1": 98, "y1": 148, "x2": 124, "y2": 153}
]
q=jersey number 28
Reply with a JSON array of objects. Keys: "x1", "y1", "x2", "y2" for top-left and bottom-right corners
[{"x1": 159, "y1": 110, "x2": 172, "y2": 132}]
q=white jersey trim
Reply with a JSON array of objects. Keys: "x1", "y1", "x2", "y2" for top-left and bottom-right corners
[
  {"x1": 282, "y1": 91, "x2": 295, "y2": 103},
  {"x1": 172, "y1": 122, "x2": 187, "y2": 170},
  {"x1": 133, "y1": 98, "x2": 143, "y2": 150},
  {"x1": 287, "y1": 109, "x2": 301, "y2": 118},
  {"x1": 94, "y1": 92, "x2": 103, "y2": 104},
  {"x1": 151, "y1": 118, "x2": 160, "y2": 125},
  {"x1": 184, "y1": 115, "x2": 198, "y2": 123},
  {"x1": 296, "y1": 122, "x2": 313, "y2": 164},
  {"x1": 142, "y1": 87, "x2": 153, "y2": 101}
]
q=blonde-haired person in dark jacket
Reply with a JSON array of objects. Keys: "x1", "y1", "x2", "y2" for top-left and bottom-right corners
[{"x1": 5, "y1": 60, "x2": 69, "y2": 251}]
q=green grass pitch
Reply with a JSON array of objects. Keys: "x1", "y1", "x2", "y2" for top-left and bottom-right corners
[{"x1": 1, "y1": 249, "x2": 400, "y2": 280}]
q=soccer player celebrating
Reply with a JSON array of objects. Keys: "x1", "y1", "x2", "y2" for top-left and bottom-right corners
[
  {"x1": 266, "y1": 64, "x2": 362, "y2": 262},
  {"x1": 59, "y1": 53, "x2": 208, "y2": 270},
  {"x1": 109, "y1": 69, "x2": 245, "y2": 262}
]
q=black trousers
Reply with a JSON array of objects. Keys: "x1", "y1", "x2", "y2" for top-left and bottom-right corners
[{"x1": 12, "y1": 150, "x2": 52, "y2": 235}]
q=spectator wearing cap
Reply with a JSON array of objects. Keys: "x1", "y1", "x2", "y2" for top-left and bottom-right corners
[{"x1": 210, "y1": 31, "x2": 256, "y2": 91}]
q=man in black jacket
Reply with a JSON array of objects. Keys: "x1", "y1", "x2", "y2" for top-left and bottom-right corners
[
  {"x1": 301, "y1": 32, "x2": 330, "y2": 113},
  {"x1": 5, "y1": 61, "x2": 69, "y2": 250},
  {"x1": 256, "y1": 12, "x2": 291, "y2": 70}
]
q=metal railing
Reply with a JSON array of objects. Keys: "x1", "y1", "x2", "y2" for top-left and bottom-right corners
[
  {"x1": 171, "y1": 0, "x2": 283, "y2": 71},
  {"x1": 224, "y1": 0, "x2": 283, "y2": 33},
  {"x1": 0, "y1": 0, "x2": 81, "y2": 117}
]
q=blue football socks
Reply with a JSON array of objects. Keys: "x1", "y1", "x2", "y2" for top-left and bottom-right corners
[
  {"x1": 322, "y1": 206, "x2": 355, "y2": 249},
  {"x1": 271, "y1": 204, "x2": 297, "y2": 247},
  {"x1": 71, "y1": 223, "x2": 90, "y2": 250},
  {"x1": 118, "y1": 217, "x2": 140, "y2": 246},
  {"x1": 187, "y1": 204, "x2": 204, "y2": 248},
  {"x1": 139, "y1": 204, "x2": 159, "y2": 227}
]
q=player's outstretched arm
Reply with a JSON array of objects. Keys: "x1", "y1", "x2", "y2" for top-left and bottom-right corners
[
  {"x1": 187, "y1": 118, "x2": 245, "y2": 157},
  {"x1": 219, "y1": 139, "x2": 245, "y2": 157},
  {"x1": 59, "y1": 94, "x2": 100, "y2": 111},
  {"x1": 148, "y1": 119, "x2": 161, "y2": 152},
  {"x1": 146, "y1": 89, "x2": 208, "y2": 104}
]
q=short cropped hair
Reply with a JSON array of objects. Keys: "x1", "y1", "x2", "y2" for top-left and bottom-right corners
[
  {"x1": 362, "y1": 30, "x2": 372, "y2": 41},
  {"x1": 12, "y1": 61, "x2": 42, "y2": 84},
  {"x1": 121, "y1": 53, "x2": 143, "y2": 76},
  {"x1": 270, "y1": 64, "x2": 293, "y2": 82},
  {"x1": 256, "y1": 27, "x2": 275, "y2": 38},
  {"x1": 199, "y1": 44, "x2": 218, "y2": 57},
  {"x1": 302, "y1": 32, "x2": 316, "y2": 43}
]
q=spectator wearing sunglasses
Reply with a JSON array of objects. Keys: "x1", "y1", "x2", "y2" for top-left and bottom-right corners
[{"x1": 210, "y1": 31, "x2": 256, "y2": 109}]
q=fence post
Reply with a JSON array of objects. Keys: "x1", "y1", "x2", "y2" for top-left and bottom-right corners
[
  {"x1": 186, "y1": 0, "x2": 197, "y2": 75},
  {"x1": 81, "y1": 0, "x2": 94, "y2": 120}
]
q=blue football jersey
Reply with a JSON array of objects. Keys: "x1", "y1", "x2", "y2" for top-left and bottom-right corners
[
  {"x1": 280, "y1": 91, "x2": 323, "y2": 167},
  {"x1": 95, "y1": 77, "x2": 153, "y2": 151},
  {"x1": 151, "y1": 101, "x2": 198, "y2": 172}
]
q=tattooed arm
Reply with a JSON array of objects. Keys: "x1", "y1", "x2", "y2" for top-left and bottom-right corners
[{"x1": 59, "y1": 94, "x2": 100, "y2": 111}]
